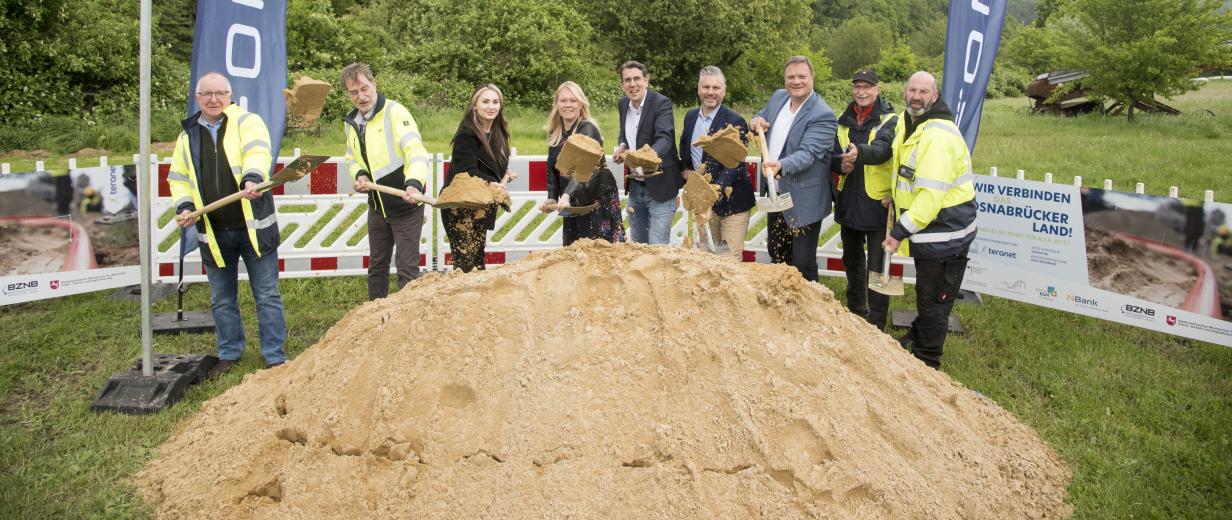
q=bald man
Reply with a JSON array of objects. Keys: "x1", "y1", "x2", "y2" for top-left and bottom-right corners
[{"x1": 882, "y1": 71, "x2": 978, "y2": 369}]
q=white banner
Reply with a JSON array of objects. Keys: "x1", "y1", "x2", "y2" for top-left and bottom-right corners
[{"x1": 964, "y1": 175, "x2": 1232, "y2": 346}]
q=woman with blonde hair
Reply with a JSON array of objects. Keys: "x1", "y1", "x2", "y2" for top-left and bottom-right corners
[
  {"x1": 442, "y1": 83, "x2": 515, "y2": 272},
  {"x1": 540, "y1": 81, "x2": 624, "y2": 245}
]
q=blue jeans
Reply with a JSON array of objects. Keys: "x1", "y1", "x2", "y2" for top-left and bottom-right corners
[
  {"x1": 626, "y1": 182, "x2": 676, "y2": 245},
  {"x1": 202, "y1": 228, "x2": 287, "y2": 364}
]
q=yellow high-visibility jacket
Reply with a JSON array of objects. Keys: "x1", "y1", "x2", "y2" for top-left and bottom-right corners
[
  {"x1": 836, "y1": 114, "x2": 897, "y2": 200},
  {"x1": 889, "y1": 113, "x2": 978, "y2": 258},
  {"x1": 343, "y1": 95, "x2": 431, "y2": 218},
  {"x1": 168, "y1": 104, "x2": 277, "y2": 268}
]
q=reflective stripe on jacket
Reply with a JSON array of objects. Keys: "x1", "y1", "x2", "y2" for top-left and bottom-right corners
[
  {"x1": 890, "y1": 115, "x2": 977, "y2": 258},
  {"x1": 837, "y1": 114, "x2": 897, "y2": 200},
  {"x1": 167, "y1": 104, "x2": 277, "y2": 268},
  {"x1": 344, "y1": 96, "x2": 431, "y2": 218}
]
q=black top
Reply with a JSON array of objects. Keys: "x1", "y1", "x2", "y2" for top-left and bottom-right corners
[
  {"x1": 446, "y1": 124, "x2": 509, "y2": 230},
  {"x1": 678, "y1": 105, "x2": 755, "y2": 216},
  {"x1": 618, "y1": 89, "x2": 682, "y2": 202},
  {"x1": 197, "y1": 120, "x2": 246, "y2": 230},
  {"x1": 831, "y1": 97, "x2": 897, "y2": 231}
]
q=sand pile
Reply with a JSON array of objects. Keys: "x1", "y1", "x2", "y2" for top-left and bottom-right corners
[
  {"x1": 137, "y1": 241, "x2": 1071, "y2": 519},
  {"x1": 557, "y1": 134, "x2": 604, "y2": 183},
  {"x1": 624, "y1": 144, "x2": 662, "y2": 172},
  {"x1": 436, "y1": 172, "x2": 511, "y2": 209},
  {"x1": 693, "y1": 124, "x2": 747, "y2": 168}
]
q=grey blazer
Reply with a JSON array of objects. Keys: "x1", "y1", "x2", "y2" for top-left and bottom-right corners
[{"x1": 755, "y1": 89, "x2": 838, "y2": 228}]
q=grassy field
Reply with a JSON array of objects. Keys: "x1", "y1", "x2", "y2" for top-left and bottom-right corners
[{"x1": 2, "y1": 82, "x2": 1231, "y2": 519}]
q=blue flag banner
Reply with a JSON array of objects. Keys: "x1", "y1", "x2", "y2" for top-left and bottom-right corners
[
  {"x1": 183, "y1": 0, "x2": 287, "y2": 256},
  {"x1": 942, "y1": 0, "x2": 1007, "y2": 154}
]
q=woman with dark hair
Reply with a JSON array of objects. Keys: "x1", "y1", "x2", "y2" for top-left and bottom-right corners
[
  {"x1": 442, "y1": 83, "x2": 514, "y2": 272},
  {"x1": 539, "y1": 81, "x2": 625, "y2": 245}
]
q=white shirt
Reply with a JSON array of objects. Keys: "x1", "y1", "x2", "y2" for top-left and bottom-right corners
[
  {"x1": 767, "y1": 98, "x2": 802, "y2": 163},
  {"x1": 624, "y1": 98, "x2": 644, "y2": 150}
]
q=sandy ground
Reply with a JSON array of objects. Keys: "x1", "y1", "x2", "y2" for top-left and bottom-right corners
[
  {"x1": 0, "y1": 222, "x2": 69, "y2": 276},
  {"x1": 138, "y1": 241, "x2": 1071, "y2": 519}
]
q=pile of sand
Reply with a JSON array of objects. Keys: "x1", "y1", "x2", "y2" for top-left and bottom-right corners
[
  {"x1": 138, "y1": 241, "x2": 1071, "y2": 519},
  {"x1": 624, "y1": 145, "x2": 662, "y2": 173},
  {"x1": 436, "y1": 172, "x2": 511, "y2": 210},
  {"x1": 693, "y1": 124, "x2": 747, "y2": 168},
  {"x1": 557, "y1": 134, "x2": 604, "y2": 183}
]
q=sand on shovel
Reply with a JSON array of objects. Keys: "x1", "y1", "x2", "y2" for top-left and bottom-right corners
[
  {"x1": 682, "y1": 169, "x2": 720, "y2": 217},
  {"x1": 624, "y1": 144, "x2": 662, "y2": 172},
  {"x1": 137, "y1": 241, "x2": 1072, "y2": 520},
  {"x1": 557, "y1": 134, "x2": 604, "y2": 184},
  {"x1": 436, "y1": 172, "x2": 511, "y2": 209},
  {"x1": 692, "y1": 124, "x2": 747, "y2": 169}
]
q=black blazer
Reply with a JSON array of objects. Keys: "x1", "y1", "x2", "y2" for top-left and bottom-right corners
[
  {"x1": 679, "y1": 105, "x2": 754, "y2": 216},
  {"x1": 618, "y1": 89, "x2": 681, "y2": 202}
]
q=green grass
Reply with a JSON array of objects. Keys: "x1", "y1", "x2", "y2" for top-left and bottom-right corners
[{"x1": 3, "y1": 81, "x2": 1232, "y2": 519}]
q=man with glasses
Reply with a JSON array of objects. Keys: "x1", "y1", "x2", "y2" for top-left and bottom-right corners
[
  {"x1": 831, "y1": 69, "x2": 899, "y2": 330},
  {"x1": 168, "y1": 71, "x2": 287, "y2": 379}
]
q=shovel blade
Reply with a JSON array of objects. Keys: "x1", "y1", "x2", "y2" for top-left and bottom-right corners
[
  {"x1": 869, "y1": 275, "x2": 905, "y2": 296},
  {"x1": 756, "y1": 193, "x2": 794, "y2": 212},
  {"x1": 270, "y1": 154, "x2": 329, "y2": 184},
  {"x1": 558, "y1": 202, "x2": 599, "y2": 217}
]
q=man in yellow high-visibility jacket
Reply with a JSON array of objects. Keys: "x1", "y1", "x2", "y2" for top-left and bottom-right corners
[
  {"x1": 882, "y1": 71, "x2": 978, "y2": 369},
  {"x1": 341, "y1": 62, "x2": 431, "y2": 300},
  {"x1": 170, "y1": 72, "x2": 286, "y2": 379}
]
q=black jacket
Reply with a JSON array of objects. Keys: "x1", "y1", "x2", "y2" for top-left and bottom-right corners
[
  {"x1": 678, "y1": 105, "x2": 754, "y2": 216},
  {"x1": 830, "y1": 97, "x2": 897, "y2": 230},
  {"x1": 445, "y1": 125, "x2": 509, "y2": 229},
  {"x1": 618, "y1": 89, "x2": 681, "y2": 202}
]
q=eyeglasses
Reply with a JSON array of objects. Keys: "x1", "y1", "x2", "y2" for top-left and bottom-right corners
[{"x1": 195, "y1": 91, "x2": 231, "y2": 99}]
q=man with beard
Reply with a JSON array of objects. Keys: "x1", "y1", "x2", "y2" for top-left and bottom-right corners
[{"x1": 882, "y1": 71, "x2": 978, "y2": 369}]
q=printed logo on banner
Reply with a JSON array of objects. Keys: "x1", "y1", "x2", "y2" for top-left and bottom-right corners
[
  {"x1": 998, "y1": 279, "x2": 1027, "y2": 295},
  {"x1": 1037, "y1": 285, "x2": 1057, "y2": 300},
  {"x1": 1120, "y1": 304, "x2": 1157, "y2": 322},
  {"x1": 50, "y1": 280, "x2": 60, "y2": 290},
  {"x1": 3, "y1": 280, "x2": 40, "y2": 296},
  {"x1": 1066, "y1": 293, "x2": 1104, "y2": 312},
  {"x1": 1166, "y1": 315, "x2": 1177, "y2": 326}
]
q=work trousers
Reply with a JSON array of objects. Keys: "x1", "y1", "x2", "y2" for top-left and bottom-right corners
[
  {"x1": 707, "y1": 210, "x2": 750, "y2": 261},
  {"x1": 366, "y1": 205, "x2": 425, "y2": 300},
  {"x1": 841, "y1": 225, "x2": 890, "y2": 330},
  {"x1": 900, "y1": 251, "x2": 970, "y2": 369},
  {"x1": 767, "y1": 212, "x2": 821, "y2": 282}
]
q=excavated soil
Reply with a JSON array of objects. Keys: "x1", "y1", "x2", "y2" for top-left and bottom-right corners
[
  {"x1": 624, "y1": 144, "x2": 662, "y2": 172},
  {"x1": 137, "y1": 241, "x2": 1071, "y2": 519},
  {"x1": 436, "y1": 172, "x2": 511, "y2": 209},
  {"x1": 557, "y1": 134, "x2": 604, "y2": 184},
  {"x1": 1086, "y1": 227, "x2": 1196, "y2": 309},
  {"x1": 693, "y1": 124, "x2": 747, "y2": 168},
  {"x1": 682, "y1": 169, "x2": 719, "y2": 217},
  {"x1": 0, "y1": 221, "x2": 69, "y2": 275}
]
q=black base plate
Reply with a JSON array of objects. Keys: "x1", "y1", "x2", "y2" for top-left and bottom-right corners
[
  {"x1": 956, "y1": 289, "x2": 984, "y2": 305},
  {"x1": 109, "y1": 283, "x2": 175, "y2": 303},
  {"x1": 152, "y1": 311, "x2": 215, "y2": 335},
  {"x1": 890, "y1": 310, "x2": 965, "y2": 334},
  {"x1": 90, "y1": 354, "x2": 218, "y2": 414}
]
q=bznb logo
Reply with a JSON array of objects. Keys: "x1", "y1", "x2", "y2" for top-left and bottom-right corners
[
  {"x1": 1121, "y1": 304, "x2": 1156, "y2": 320},
  {"x1": 3, "y1": 280, "x2": 39, "y2": 295}
]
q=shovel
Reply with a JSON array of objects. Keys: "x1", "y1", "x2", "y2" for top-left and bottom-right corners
[
  {"x1": 545, "y1": 200, "x2": 599, "y2": 217},
  {"x1": 625, "y1": 166, "x2": 663, "y2": 181},
  {"x1": 187, "y1": 154, "x2": 329, "y2": 219},
  {"x1": 433, "y1": 171, "x2": 516, "y2": 210},
  {"x1": 752, "y1": 129, "x2": 793, "y2": 213},
  {"x1": 869, "y1": 204, "x2": 905, "y2": 296},
  {"x1": 365, "y1": 183, "x2": 438, "y2": 206}
]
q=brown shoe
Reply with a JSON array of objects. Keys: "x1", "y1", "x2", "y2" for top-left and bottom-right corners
[
  {"x1": 208, "y1": 359, "x2": 238, "y2": 379},
  {"x1": 264, "y1": 361, "x2": 284, "y2": 370}
]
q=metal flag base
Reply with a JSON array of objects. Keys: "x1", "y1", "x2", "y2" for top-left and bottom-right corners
[
  {"x1": 890, "y1": 310, "x2": 966, "y2": 334},
  {"x1": 152, "y1": 311, "x2": 215, "y2": 335},
  {"x1": 90, "y1": 354, "x2": 218, "y2": 414},
  {"x1": 109, "y1": 282, "x2": 175, "y2": 302},
  {"x1": 956, "y1": 289, "x2": 984, "y2": 305}
]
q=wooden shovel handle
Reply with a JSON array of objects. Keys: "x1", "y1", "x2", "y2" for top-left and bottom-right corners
[
  {"x1": 754, "y1": 129, "x2": 779, "y2": 179},
  {"x1": 186, "y1": 180, "x2": 274, "y2": 219},
  {"x1": 367, "y1": 182, "x2": 437, "y2": 206}
]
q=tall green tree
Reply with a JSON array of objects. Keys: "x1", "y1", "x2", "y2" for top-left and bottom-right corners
[
  {"x1": 827, "y1": 16, "x2": 893, "y2": 78},
  {"x1": 1056, "y1": 0, "x2": 1232, "y2": 121}
]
